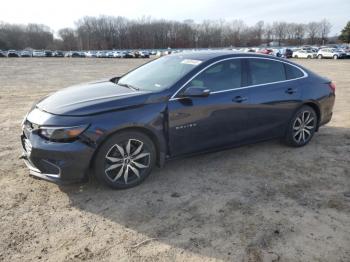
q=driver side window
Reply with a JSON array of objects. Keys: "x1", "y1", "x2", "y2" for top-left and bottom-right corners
[{"x1": 186, "y1": 59, "x2": 242, "y2": 92}]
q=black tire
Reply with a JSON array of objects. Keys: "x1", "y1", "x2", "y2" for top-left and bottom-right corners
[
  {"x1": 294, "y1": 55, "x2": 298, "y2": 58},
  {"x1": 94, "y1": 131, "x2": 156, "y2": 189},
  {"x1": 307, "y1": 55, "x2": 311, "y2": 59},
  {"x1": 285, "y1": 105, "x2": 317, "y2": 147}
]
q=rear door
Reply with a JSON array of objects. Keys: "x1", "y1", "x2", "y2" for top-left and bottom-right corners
[{"x1": 244, "y1": 58, "x2": 303, "y2": 139}]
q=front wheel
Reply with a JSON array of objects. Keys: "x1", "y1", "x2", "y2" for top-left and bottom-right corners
[
  {"x1": 318, "y1": 55, "x2": 322, "y2": 59},
  {"x1": 333, "y1": 55, "x2": 338, "y2": 60},
  {"x1": 285, "y1": 106, "x2": 317, "y2": 147},
  {"x1": 94, "y1": 131, "x2": 156, "y2": 189}
]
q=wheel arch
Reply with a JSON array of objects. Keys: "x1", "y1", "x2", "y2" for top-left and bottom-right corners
[
  {"x1": 302, "y1": 101, "x2": 321, "y2": 131},
  {"x1": 89, "y1": 126, "x2": 166, "y2": 171}
]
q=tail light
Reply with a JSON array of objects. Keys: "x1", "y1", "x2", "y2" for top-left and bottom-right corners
[{"x1": 329, "y1": 82, "x2": 336, "y2": 92}]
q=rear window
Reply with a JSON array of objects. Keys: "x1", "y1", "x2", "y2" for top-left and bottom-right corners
[
  {"x1": 285, "y1": 64, "x2": 304, "y2": 79},
  {"x1": 248, "y1": 59, "x2": 286, "y2": 85}
]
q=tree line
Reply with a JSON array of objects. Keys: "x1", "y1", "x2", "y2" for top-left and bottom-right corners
[{"x1": 0, "y1": 16, "x2": 346, "y2": 51}]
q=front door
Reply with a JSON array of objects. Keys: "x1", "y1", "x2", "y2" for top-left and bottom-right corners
[{"x1": 167, "y1": 58, "x2": 255, "y2": 156}]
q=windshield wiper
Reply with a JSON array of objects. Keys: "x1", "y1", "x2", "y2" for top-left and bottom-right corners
[{"x1": 117, "y1": 82, "x2": 140, "y2": 91}]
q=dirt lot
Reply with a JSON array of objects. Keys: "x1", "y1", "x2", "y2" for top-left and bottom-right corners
[{"x1": 0, "y1": 57, "x2": 349, "y2": 262}]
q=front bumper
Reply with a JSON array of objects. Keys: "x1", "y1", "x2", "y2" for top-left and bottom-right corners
[{"x1": 20, "y1": 129, "x2": 94, "y2": 184}]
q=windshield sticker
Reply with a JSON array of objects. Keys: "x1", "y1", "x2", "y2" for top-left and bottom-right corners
[{"x1": 181, "y1": 59, "x2": 202, "y2": 66}]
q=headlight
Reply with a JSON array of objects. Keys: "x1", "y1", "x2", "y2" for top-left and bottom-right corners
[{"x1": 39, "y1": 125, "x2": 89, "y2": 141}]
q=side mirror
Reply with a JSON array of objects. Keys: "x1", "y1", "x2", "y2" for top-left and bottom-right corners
[
  {"x1": 182, "y1": 86, "x2": 210, "y2": 97},
  {"x1": 110, "y1": 76, "x2": 121, "y2": 83}
]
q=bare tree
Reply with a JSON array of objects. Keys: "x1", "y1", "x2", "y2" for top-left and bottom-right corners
[
  {"x1": 0, "y1": 18, "x2": 335, "y2": 50},
  {"x1": 320, "y1": 19, "x2": 332, "y2": 45},
  {"x1": 307, "y1": 22, "x2": 321, "y2": 45},
  {"x1": 272, "y1": 21, "x2": 288, "y2": 46},
  {"x1": 58, "y1": 28, "x2": 78, "y2": 50}
]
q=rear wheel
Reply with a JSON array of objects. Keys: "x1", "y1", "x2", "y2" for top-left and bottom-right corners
[
  {"x1": 285, "y1": 106, "x2": 317, "y2": 147},
  {"x1": 94, "y1": 131, "x2": 156, "y2": 189},
  {"x1": 318, "y1": 55, "x2": 322, "y2": 59},
  {"x1": 333, "y1": 55, "x2": 338, "y2": 60},
  {"x1": 307, "y1": 55, "x2": 312, "y2": 59},
  {"x1": 294, "y1": 55, "x2": 298, "y2": 58}
]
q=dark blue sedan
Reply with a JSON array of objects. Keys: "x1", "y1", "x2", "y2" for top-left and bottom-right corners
[{"x1": 21, "y1": 51, "x2": 335, "y2": 189}]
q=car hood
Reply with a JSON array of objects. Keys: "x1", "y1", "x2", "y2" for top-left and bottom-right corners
[{"x1": 36, "y1": 80, "x2": 152, "y2": 116}]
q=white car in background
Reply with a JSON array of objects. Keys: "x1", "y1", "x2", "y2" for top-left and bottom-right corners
[
  {"x1": 317, "y1": 48, "x2": 346, "y2": 59},
  {"x1": 112, "y1": 51, "x2": 122, "y2": 58},
  {"x1": 85, "y1": 51, "x2": 96, "y2": 58},
  {"x1": 32, "y1": 50, "x2": 45, "y2": 57},
  {"x1": 292, "y1": 50, "x2": 317, "y2": 59}
]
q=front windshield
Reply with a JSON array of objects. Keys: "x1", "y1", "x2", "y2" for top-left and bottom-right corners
[{"x1": 118, "y1": 55, "x2": 202, "y2": 91}]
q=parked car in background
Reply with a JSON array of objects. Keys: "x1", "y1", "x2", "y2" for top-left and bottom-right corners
[
  {"x1": 0, "y1": 50, "x2": 5, "y2": 57},
  {"x1": 7, "y1": 50, "x2": 20, "y2": 57},
  {"x1": 20, "y1": 50, "x2": 32, "y2": 57},
  {"x1": 113, "y1": 51, "x2": 122, "y2": 58},
  {"x1": 106, "y1": 51, "x2": 121, "y2": 58},
  {"x1": 65, "y1": 51, "x2": 84, "y2": 58},
  {"x1": 317, "y1": 48, "x2": 346, "y2": 59},
  {"x1": 124, "y1": 51, "x2": 135, "y2": 58},
  {"x1": 138, "y1": 51, "x2": 150, "y2": 58},
  {"x1": 271, "y1": 48, "x2": 283, "y2": 57},
  {"x1": 32, "y1": 50, "x2": 46, "y2": 57},
  {"x1": 283, "y1": 48, "x2": 293, "y2": 58},
  {"x1": 96, "y1": 51, "x2": 108, "y2": 58},
  {"x1": 105, "y1": 51, "x2": 113, "y2": 58},
  {"x1": 337, "y1": 48, "x2": 350, "y2": 58},
  {"x1": 44, "y1": 50, "x2": 53, "y2": 57},
  {"x1": 237, "y1": 48, "x2": 247, "y2": 52},
  {"x1": 257, "y1": 48, "x2": 273, "y2": 55},
  {"x1": 20, "y1": 51, "x2": 335, "y2": 189},
  {"x1": 292, "y1": 50, "x2": 317, "y2": 59},
  {"x1": 84, "y1": 51, "x2": 96, "y2": 58},
  {"x1": 52, "y1": 51, "x2": 64, "y2": 57}
]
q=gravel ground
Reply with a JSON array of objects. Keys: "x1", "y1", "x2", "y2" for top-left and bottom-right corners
[{"x1": 0, "y1": 57, "x2": 349, "y2": 262}]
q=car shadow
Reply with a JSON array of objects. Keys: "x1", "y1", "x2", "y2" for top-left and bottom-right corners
[{"x1": 59, "y1": 125, "x2": 350, "y2": 260}]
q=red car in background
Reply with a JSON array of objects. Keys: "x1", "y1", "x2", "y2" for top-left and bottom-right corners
[{"x1": 256, "y1": 48, "x2": 273, "y2": 55}]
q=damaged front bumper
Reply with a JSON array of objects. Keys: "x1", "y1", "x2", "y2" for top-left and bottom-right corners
[{"x1": 20, "y1": 123, "x2": 94, "y2": 184}]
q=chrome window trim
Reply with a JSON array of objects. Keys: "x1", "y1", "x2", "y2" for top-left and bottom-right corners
[{"x1": 169, "y1": 56, "x2": 308, "y2": 101}]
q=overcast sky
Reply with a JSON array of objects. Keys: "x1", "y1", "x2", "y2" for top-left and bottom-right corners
[{"x1": 1, "y1": 0, "x2": 349, "y2": 35}]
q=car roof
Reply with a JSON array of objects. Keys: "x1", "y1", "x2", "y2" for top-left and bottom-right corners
[
  {"x1": 168, "y1": 50, "x2": 283, "y2": 61},
  {"x1": 168, "y1": 50, "x2": 310, "y2": 74}
]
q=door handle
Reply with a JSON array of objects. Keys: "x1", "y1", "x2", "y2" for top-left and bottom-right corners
[
  {"x1": 233, "y1": 96, "x2": 247, "y2": 103},
  {"x1": 285, "y1": 88, "x2": 297, "y2": 94}
]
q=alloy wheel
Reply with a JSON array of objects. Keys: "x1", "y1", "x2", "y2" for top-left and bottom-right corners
[
  {"x1": 104, "y1": 139, "x2": 150, "y2": 184},
  {"x1": 292, "y1": 110, "x2": 316, "y2": 144}
]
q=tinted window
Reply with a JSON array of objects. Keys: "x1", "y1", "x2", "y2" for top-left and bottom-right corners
[
  {"x1": 285, "y1": 64, "x2": 304, "y2": 79},
  {"x1": 186, "y1": 59, "x2": 242, "y2": 92},
  {"x1": 248, "y1": 59, "x2": 286, "y2": 85}
]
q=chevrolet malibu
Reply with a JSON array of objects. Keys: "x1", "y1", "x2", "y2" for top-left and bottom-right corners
[{"x1": 21, "y1": 51, "x2": 335, "y2": 189}]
